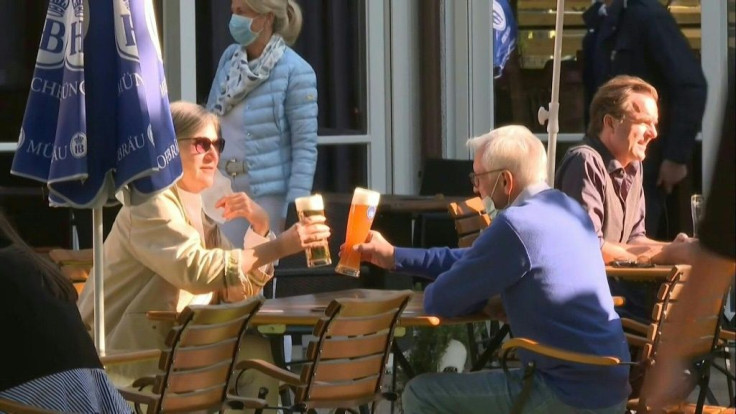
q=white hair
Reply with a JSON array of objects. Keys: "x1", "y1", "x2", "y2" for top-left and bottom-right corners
[
  {"x1": 466, "y1": 125, "x2": 548, "y2": 187},
  {"x1": 244, "y1": 0, "x2": 303, "y2": 45}
]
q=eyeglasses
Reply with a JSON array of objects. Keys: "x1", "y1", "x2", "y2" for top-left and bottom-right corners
[
  {"x1": 177, "y1": 137, "x2": 225, "y2": 154},
  {"x1": 469, "y1": 168, "x2": 505, "y2": 187}
]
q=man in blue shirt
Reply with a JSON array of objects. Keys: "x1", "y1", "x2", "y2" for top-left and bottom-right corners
[{"x1": 355, "y1": 125, "x2": 630, "y2": 413}]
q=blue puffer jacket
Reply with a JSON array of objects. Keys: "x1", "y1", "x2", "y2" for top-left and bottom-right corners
[{"x1": 207, "y1": 44, "x2": 318, "y2": 202}]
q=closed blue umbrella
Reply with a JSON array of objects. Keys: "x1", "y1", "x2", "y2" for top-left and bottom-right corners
[{"x1": 10, "y1": 0, "x2": 182, "y2": 353}]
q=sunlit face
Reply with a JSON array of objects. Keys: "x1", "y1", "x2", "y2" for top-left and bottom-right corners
[
  {"x1": 471, "y1": 148, "x2": 500, "y2": 196},
  {"x1": 231, "y1": 0, "x2": 272, "y2": 33},
  {"x1": 605, "y1": 92, "x2": 658, "y2": 166},
  {"x1": 177, "y1": 123, "x2": 220, "y2": 194}
]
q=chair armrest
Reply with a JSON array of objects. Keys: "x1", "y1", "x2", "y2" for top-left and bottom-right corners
[
  {"x1": 0, "y1": 398, "x2": 58, "y2": 414},
  {"x1": 99, "y1": 349, "x2": 161, "y2": 366},
  {"x1": 235, "y1": 359, "x2": 302, "y2": 386},
  {"x1": 621, "y1": 318, "x2": 649, "y2": 334},
  {"x1": 720, "y1": 329, "x2": 735, "y2": 342},
  {"x1": 117, "y1": 387, "x2": 157, "y2": 407},
  {"x1": 146, "y1": 310, "x2": 178, "y2": 321},
  {"x1": 612, "y1": 296, "x2": 625, "y2": 307},
  {"x1": 225, "y1": 395, "x2": 269, "y2": 410},
  {"x1": 131, "y1": 376, "x2": 156, "y2": 389},
  {"x1": 501, "y1": 338, "x2": 622, "y2": 366},
  {"x1": 625, "y1": 332, "x2": 650, "y2": 348}
]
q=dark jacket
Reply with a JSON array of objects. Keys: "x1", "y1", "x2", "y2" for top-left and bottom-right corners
[
  {"x1": 582, "y1": 0, "x2": 707, "y2": 165},
  {"x1": 0, "y1": 238, "x2": 102, "y2": 391}
]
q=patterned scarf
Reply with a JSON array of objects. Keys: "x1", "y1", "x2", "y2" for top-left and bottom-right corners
[{"x1": 211, "y1": 35, "x2": 286, "y2": 116}]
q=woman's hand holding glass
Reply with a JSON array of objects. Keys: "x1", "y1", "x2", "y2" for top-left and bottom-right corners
[
  {"x1": 216, "y1": 193, "x2": 270, "y2": 236},
  {"x1": 281, "y1": 215, "x2": 331, "y2": 257}
]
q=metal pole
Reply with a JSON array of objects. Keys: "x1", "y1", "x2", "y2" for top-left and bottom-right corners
[
  {"x1": 545, "y1": 0, "x2": 566, "y2": 186},
  {"x1": 93, "y1": 207, "x2": 105, "y2": 355}
]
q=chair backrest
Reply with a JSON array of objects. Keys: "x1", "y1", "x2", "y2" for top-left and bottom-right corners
[
  {"x1": 47, "y1": 248, "x2": 93, "y2": 293},
  {"x1": 635, "y1": 265, "x2": 727, "y2": 411},
  {"x1": 146, "y1": 297, "x2": 264, "y2": 413},
  {"x1": 294, "y1": 291, "x2": 412, "y2": 410},
  {"x1": 447, "y1": 197, "x2": 491, "y2": 248}
]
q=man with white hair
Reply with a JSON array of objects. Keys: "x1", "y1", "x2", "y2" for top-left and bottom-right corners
[{"x1": 355, "y1": 125, "x2": 630, "y2": 413}]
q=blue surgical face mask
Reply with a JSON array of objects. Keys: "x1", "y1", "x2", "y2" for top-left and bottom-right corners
[
  {"x1": 481, "y1": 173, "x2": 504, "y2": 219},
  {"x1": 229, "y1": 14, "x2": 261, "y2": 46}
]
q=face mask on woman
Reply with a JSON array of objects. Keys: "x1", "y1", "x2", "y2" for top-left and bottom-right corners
[{"x1": 229, "y1": 14, "x2": 261, "y2": 46}]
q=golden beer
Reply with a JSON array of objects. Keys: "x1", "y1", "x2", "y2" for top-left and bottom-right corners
[
  {"x1": 335, "y1": 188, "x2": 381, "y2": 277},
  {"x1": 295, "y1": 194, "x2": 331, "y2": 267}
]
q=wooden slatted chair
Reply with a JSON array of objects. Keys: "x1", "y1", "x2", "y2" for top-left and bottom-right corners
[
  {"x1": 48, "y1": 248, "x2": 93, "y2": 294},
  {"x1": 499, "y1": 265, "x2": 735, "y2": 414},
  {"x1": 447, "y1": 197, "x2": 490, "y2": 248},
  {"x1": 226, "y1": 290, "x2": 412, "y2": 414},
  {"x1": 624, "y1": 266, "x2": 733, "y2": 413},
  {"x1": 106, "y1": 297, "x2": 263, "y2": 413}
]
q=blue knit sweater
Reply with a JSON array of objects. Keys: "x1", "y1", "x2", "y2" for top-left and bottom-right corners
[{"x1": 394, "y1": 188, "x2": 631, "y2": 409}]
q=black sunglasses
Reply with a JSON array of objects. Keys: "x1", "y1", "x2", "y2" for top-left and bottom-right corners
[{"x1": 177, "y1": 137, "x2": 225, "y2": 154}]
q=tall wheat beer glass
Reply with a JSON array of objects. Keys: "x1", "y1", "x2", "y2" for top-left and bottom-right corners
[
  {"x1": 335, "y1": 187, "x2": 381, "y2": 277},
  {"x1": 295, "y1": 194, "x2": 332, "y2": 267}
]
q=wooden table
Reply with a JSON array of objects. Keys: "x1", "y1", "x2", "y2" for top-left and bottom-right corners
[
  {"x1": 251, "y1": 288, "x2": 485, "y2": 333},
  {"x1": 605, "y1": 265, "x2": 685, "y2": 282}
]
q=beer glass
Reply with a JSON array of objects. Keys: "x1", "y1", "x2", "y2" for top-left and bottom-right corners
[
  {"x1": 335, "y1": 187, "x2": 381, "y2": 277},
  {"x1": 295, "y1": 194, "x2": 332, "y2": 267},
  {"x1": 690, "y1": 194, "x2": 704, "y2": 238}
]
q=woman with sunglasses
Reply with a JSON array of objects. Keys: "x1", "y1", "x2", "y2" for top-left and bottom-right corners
[
  {"x1": 78, "y1": 101, "x2": 330, "y2": 394},
  {"x1": 207, "y1": 0, "x2": 317, "y2": 247}
]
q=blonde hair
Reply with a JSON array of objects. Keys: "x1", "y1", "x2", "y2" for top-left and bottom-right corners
[
  {"x1": 244, "y1": 0, "x2": 303, "y2": 45},
  {"x1": 466, "y1": 125, "x2": 548, "y2": 187},
  {"x1": 169, "y1": 101, "x2": 220, "y2": 140},
  {"x1": 588, "y1": 75, "x2": 658, "y2": 138}
]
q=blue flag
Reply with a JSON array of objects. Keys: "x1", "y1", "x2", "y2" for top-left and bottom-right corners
[{"x1": 492, "y1": 0, "x2": 517, "y2": 78}]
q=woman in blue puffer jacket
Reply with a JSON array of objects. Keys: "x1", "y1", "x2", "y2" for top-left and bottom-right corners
[{"x1": 207, "y1": 0, "x2": 317, "y2": 247}]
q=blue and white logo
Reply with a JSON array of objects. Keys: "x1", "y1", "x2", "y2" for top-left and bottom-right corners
[
  {"x1": 367, "y1": 206, "x2": 376, "y2": 220},
  {"x1": 115, "y1": 0, "x2": 140, "y2": 62},
  {"x1": 70, "y1": 133, "x2": 87, "y2": 158},
  {"x1": 48, "y1": 0, "x2": 70, "y2": 18},
  {"x1": 491, "y1": 0, "x2": 517, "y2": 78}
]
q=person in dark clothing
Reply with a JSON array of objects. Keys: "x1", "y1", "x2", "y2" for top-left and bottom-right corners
[
  {"x1": 639, "y1": 60, "x2": 735, "y2": 410},
  {"x1": 0, "y1": 211, "x2": 129, "y2": 412},
  {"x1": 582, "y1": 0, "x2": 707, "y2": 239}
]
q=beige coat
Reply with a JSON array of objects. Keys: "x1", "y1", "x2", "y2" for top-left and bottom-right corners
[{"x1": 77, "y1": 187, "x2": 274, "y2": 384}]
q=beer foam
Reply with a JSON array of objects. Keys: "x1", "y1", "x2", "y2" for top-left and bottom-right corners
[
  {"x1": 295, "y1": 194, "x2": 324, "y2": 211},
  {"x1": 352, "y1": 187, "x2": 381, "y2": 206}
]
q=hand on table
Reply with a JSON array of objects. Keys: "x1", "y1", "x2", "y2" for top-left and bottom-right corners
[
  {"x1": 217, "y1": 192, "x2": 270, "y2": 235},
  {"x1": 651, "y1": 240, "x2": 700, "y2": 265},
  {"x1": 351, "y1": 230, "x2": 396, "y2": 270}
]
